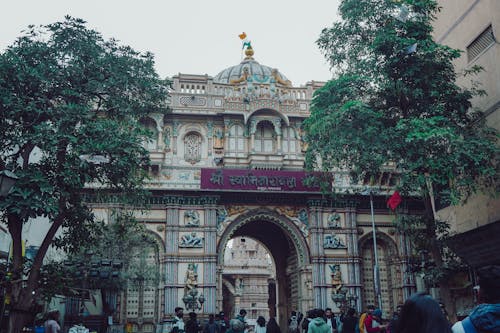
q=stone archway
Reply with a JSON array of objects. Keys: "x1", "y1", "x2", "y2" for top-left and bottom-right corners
[{"x1": 217, "y1": 208, "x2": 311, "y2": 328}]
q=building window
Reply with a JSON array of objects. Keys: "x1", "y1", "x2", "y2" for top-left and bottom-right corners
[
  {"x1": 229, "y1": 124, "x2": 246, "y2": 154},
  {"x1": 467, "y1": 25, "x2": 495, "y2": 62},
  {"x1": 282, "y1": 127, "x2": 297, "y2": 154},
  {"x1": 184, "y1": 132, "x2": 202, "y2": 164},
  {"x1": 255, "y1": 121, "x2": 275, "y2": 153}
]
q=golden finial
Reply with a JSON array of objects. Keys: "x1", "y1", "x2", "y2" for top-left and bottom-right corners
[{"x1": 244, "y1": 45, "x2": 254, "y2": 59}]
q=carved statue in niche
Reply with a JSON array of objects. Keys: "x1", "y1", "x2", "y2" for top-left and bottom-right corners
[
  {"x1": 213, "y1": 127, "x2": 224, "y2": 150},
  {"x1": 298, "y1": 209, "x2": 308, "y2": 225},
  {"x1": 184, "y1": 210, "x2": 200, "y2": 226},
  {"x1": 164, "y1": 126, "x2": 172, "y2": 152},
  {"x1": 329, "y1": 264, "x2": 343, "y2": 294},
  {"x1": 185, "y1": 263, "x2": 198, "y2": 293},
  {"x1": 180, "y1": 232, "x2": 204, "y2": 248},
  {"x1": 327, "y1": 213, "x2": 341, "y2": 228},
  {"x1": 324, "y1": 234, "x2": 346, "y2": 249},
  {"x1": 235, "y1": 277, "x2": 244, "y2": 295}
]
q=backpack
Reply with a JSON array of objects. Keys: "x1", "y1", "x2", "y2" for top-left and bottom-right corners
[
  {"x1": 289, "y1": 316, "x2": 299, "y2": 333},
  {"x1": 358, "y1": 313, "x2": 367, "y2": 333}
]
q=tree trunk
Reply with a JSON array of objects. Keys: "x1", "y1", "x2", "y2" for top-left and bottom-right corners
[
  {"x1": 7, "y1": 291, "x2": 35, "y2": 333},
  {"x1": 422, "y1": 195, "x2": 456, "y2": 322}
]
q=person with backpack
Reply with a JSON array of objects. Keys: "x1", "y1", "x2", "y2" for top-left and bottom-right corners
[
  {"x1": 308, "y1": 309, "x2": 330, "y2": 333},
  {"x1": 451, "y1": 265, "x2": 500, "y2": 333},
  {"x1": 289, "y1": 311, "x2": 301, "y2": 333},
  {"x1": 324, "y1": 308, "x2": 338, "y2": 333}
]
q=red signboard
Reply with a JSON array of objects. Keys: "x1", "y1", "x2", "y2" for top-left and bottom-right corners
[{"x1": 200, "y1": 168, "x2": 323, "y2": 192}]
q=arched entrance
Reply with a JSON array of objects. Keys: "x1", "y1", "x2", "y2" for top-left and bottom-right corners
[
  {"x1": 217, "y1": 208, "x2": 310, "y2": 328},
  {"x1": 359, "y1": 233, "x2": 403, "y2": 315}
]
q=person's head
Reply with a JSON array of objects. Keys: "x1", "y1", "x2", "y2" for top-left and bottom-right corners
[
  {"x1": 367, "y1": 305, "x2": 375, "y2": 315},
  {"x1": 219, "y1": 311, "x2": 225, "y2": 318},
  {"x1": 395, "y1": 293, "x2": 451, "y2": 333},
  {"x1": 230, "y1": 319, "x2": 245, "y2": 332},
  {"x1": 347, "y1": 308, "x2": 356, "y2": 317},
  {"x1": 324, "y1": 308, "x2": 332, "y2": 318},
  {"x1": 239, "y1": 309, "x2": 247, "y2": 317},
  {"x1": 291, "y1": 311, "x2": 297, "y2": 317},
  {"x1": 477, "y1": 265, "x2": 500, "y2": 303},
  {"x1": 46, "y1": 309, "x2": 59, "y2": 321},
  {"x1": 189, "y1": 312, "x2": 197, "y2": 320},
  {"x1": 175, "y1": 307, "x2": 184, "y2": 318},
  {"x1": 315, "y1": 308, "x2": 325, "y2": 319},
  {"x1": 209, "y1": 314, "x2": 215, "y2": 323},
  {"x1": 372, "y1": 309, "x2": 382, "y2": 320},
  {"x1": 215, "y1": 314, "x2": 221, "y2": 320},
  {"x1": 257, "y1": 316, "x2": 266, "y2": 327},
  {"x1": 306, "y1": 309, "x2": 315, "y2": 319}
]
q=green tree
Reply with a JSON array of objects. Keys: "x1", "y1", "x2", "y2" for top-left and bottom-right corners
[
  {"x1": 305, "y1": 0, "x2": 498, "y2": 317},
  {"x1": 0, "y1": 16, "x2": 169, "y2": 330}
]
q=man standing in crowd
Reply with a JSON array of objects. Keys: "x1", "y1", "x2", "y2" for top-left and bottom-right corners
[
  {"x1": 324, "y1": 308, "x2": 338, "y2": 333},
  {"x1": 172, "y1": 307, "x2": 186, "y2": 333}
]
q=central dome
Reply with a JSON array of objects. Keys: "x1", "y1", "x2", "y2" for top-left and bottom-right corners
[{"x1": 213, "y1": 54, "x2": 289, "y2": 85}]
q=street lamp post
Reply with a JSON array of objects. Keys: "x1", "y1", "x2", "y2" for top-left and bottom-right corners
[
  {"x1": 182, "y1": 288, "x2": 205, "y2": 312},
  {"x1": 369, "y1": 191, "x2": 383, "y2": 312}
]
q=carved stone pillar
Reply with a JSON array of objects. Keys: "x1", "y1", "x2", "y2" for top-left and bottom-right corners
[{"x1": 272, "y1": 118, "x2": 282, "y2": 153}]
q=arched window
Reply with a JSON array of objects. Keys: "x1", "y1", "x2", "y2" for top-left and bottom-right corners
[
  {"x1": 184, "y1": 132, "x2": 202, "y2": 164},
  {"x1": 229, "y1": 124, "x2": 246, "y2": 155},
  {"x1": 254, "y1": 121, "x2": 275, "y2": 153},
  {"x1": 140, "y1": 118, "x2": 158, "y2": 151},
  {"x1": 282, "y1": 127, "x2": 297, "y2": 154}
]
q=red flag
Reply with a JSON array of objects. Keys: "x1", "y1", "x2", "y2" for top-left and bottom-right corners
[{"x1": 387, "y1": 191, "x2": 402, "y2": 211}]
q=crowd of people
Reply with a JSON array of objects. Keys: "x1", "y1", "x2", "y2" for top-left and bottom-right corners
[{"x1": 170, "y1": 265, "x2": 499, "y2": 333}]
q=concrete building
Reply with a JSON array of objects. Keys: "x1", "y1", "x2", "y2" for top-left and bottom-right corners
[{"x1": 433, "y1": 0, "x2": 500, "y2": 316}]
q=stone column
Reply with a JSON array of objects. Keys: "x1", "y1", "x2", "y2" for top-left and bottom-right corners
[
  {"x1": 164, "y1": 197, "x2": 181, "y2": 316},
  {"x1": 272, "y1": 118, "x2": 282, "y2": 153},
  {"x1": 207, "y1": 121, "x2": 213, "y2": 156},
  {"x1": 202, "y1": 196, "x2": 219, "y2": 314},
  {"x1": 172, "y1": 121, "x2": 180, "y2": 155},
  {"x1": 224, "y1": 119, "x2": 231, "y2": 152},
  {"x1": 249, "y1": 119, "x2": 257, "y2": 152}
]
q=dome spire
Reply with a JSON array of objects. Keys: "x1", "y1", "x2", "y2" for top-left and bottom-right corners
[{"x1": 239, "y1": 31, "x2": 254, "y2": 61}]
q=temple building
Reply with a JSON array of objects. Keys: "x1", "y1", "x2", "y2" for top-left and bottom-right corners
[{"x1": 87, "y1": 45, "x2": 420, "y2": 332}]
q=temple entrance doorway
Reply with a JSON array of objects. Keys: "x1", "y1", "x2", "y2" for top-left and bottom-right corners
[{"x1": 217, "y1": 208, "x2": 311, "y2": 330}]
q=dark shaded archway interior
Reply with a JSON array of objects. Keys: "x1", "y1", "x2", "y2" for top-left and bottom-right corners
[{"x1": 230, "y1": 219, "x2": 298, "y2": 327}]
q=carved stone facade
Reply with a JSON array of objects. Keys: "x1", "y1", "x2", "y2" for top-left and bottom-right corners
[{"x1": 89, "y1": 49, "x2": 420, "y2": 331}]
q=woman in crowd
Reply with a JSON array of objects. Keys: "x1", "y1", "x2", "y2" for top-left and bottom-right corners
[{"x1": 395, "y1": 293, "x2": 451, "y2": 333}]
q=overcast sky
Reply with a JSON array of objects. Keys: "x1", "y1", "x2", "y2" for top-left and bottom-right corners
[{"x1": 1, "y1": 0, "x2": 341, "y2": 86}]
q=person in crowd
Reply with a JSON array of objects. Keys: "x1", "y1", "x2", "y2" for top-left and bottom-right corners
[
  {"x1": 341, "y1": 308, "x2": 358, "y2": 333},
  {"x1": 236, "y1": 309, "x2": 249, "y2": 332},
  {"x1": 359, "y1": 305, "x2": 375, "y2": 333},
  {"x1": 267, "y1": 317, "x2": 282, "y2": 333},
  {"x1": 452, "y1": 265, "x2": 500, "y2": 333},
  {"x1": 172, "y1": 307, "x2": 186, "y2": 333},
  {"x1": 308, "y1": 309, "x2": 329, "y2": 333},
  {"x1": 324, "y1": 308, "x2": 338, "y2": 333},
  {"x1": 302, "y1": 310, "x2": 315, "y2": 333},
  {"x1": 227, "y1": 319, "x2": 245, "y2": 333},
  {"x1": 218, "y1": 312, "x2": 229, "y2": 333},
  {"x1": 186, "y1": 312, "x2": 201, "y2": 333},
  {"x1": 204, "y1": 314, "x2": 221, "y2": 333},
  {"x1": 44, "y1": 309, "x2": 61, "y2": 333},
  {"x1": 289, "y1": 311, "x2": 301, "y2": 333},
  {"x1": 387, "y1": 305, "x2": 402, "y2": 333},
  {"x1": 364, "y1": 309, "x2": 386, "y2": 333},
  {"x1": 394, "y1": 293, "x2": 451, "y2": 333},
  {"x1": 256, "y1": 316, "x2": 267, "y2": 333}
]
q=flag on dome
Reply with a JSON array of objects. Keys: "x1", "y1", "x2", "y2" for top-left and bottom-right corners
[
  {"x1": 238, "y1": 32, "x2": 251, "y2": 50},
  {"x1": 387, "y1": 191, "x2": 402, "y2": 211}
]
